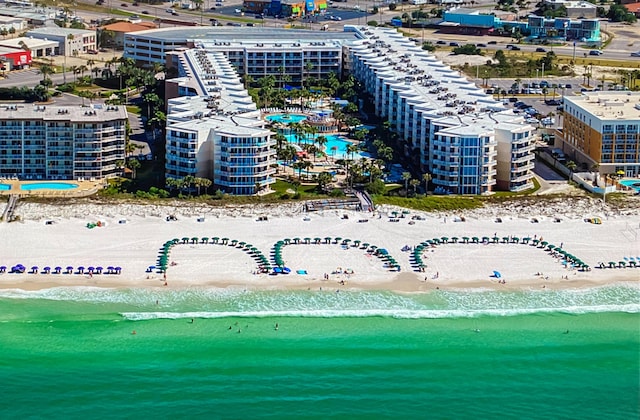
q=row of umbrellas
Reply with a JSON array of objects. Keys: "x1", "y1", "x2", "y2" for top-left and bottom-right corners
[
  {"x1": 271, "y1": 238, "x2": 399, "y2": 270},
  {"x1": 411, "y1": 238, "x2": 591, "y2": 271},
  {"x1": 156, "y1": 237, "x2": 271, "y2": 273},
  {"x1": 0, "y1": 265, "x2": 121, "y2": 274}
]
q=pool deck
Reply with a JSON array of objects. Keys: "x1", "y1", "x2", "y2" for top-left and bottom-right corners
[{"x1": 0, "y1": 180, "x2": 105, "y2": 198}]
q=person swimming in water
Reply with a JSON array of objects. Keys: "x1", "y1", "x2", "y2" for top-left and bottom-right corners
[{"x1": 275, "y1": 323, "x2": 279, "y2": 331}]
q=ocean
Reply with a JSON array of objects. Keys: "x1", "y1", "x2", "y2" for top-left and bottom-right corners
[{"x1": 0, "y1": 286, "x2": 638, "y2": 419}]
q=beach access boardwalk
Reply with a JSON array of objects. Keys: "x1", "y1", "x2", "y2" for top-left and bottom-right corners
[
  {"x1": 304, "y1": 197, "x2": 362, "y2": 212},
  {"x1": 303, "y1": 191, "x2": 374, "y2": 213},
  {"x1": 1, "y1": 194, "x2": 18, "y2": 222}
]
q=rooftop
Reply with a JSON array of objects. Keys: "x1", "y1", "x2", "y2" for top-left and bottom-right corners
[
  {"x1": 0, "y1": 104, "x2": 128, "y2": 122},
  {"x1": 564, "y1": 92, "x2": 640, "y2": 120},
  {"x1": 347, "y1": 25, "x2": 505, "y2": 118},
  {"x1": 126, "y1": 26, "x2": 361, "y2": 43},
  {"x1": 0, "y1": 36, "x2": 57, "y2": 49},
  {"x1": 27, "y1": 27, "x2": 95, "y2": 37},
  {"x1": 100, "y1": 21, "x2": 157, "y2": 32}
]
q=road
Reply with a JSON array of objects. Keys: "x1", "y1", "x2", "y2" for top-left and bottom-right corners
[{"x1": 0, "y1": 68, "x2": 74, "y2": 88}]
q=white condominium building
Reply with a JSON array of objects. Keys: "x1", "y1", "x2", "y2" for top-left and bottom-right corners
[
  {"x1": 131, "y1": 25, "x2": 536, "y2": 195},
  {"x1": 346, "y1": 25, "x2": 535, "y2": 194},
  {"x1": 0, "y1": 104, "x2": 127, "y2": 180},
  {"x1": 165, "y1": 48, "x2": 275, "y2": 195}
]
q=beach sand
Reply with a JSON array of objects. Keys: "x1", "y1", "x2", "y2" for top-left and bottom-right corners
[{"x1": 0, "y1": 197, "x2": 638, "y2": 292}]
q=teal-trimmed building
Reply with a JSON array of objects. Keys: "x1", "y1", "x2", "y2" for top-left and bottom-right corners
[{"x1": 441, "y1": 7, "x2": 601, "y2": 42}]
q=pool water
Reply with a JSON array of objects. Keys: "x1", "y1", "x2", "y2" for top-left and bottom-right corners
[
  {"x1": 266, "y1": 113, "x2": 308, "y2": 124},
  {"x1": 285, "y1": 134, "x2": 365, "y2": 159},
  {"x1": 0, "y1": 184, "x2": 10, "y2": 191},
  {"x1": 20, "y1": 182, "x2": 79, "y2": 191},
  {"x1": 619, "y1": 179, "x2": 640, "y2": 192}
]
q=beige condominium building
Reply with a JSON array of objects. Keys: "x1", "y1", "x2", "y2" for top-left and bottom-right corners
[{"x1": 560, "y1": 92, "x2": 640, "y2": 178}]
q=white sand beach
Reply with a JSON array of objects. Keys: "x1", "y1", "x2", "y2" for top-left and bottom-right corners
[{"x1": 0, "y1": 197, "x2": 639, "y2": 292}]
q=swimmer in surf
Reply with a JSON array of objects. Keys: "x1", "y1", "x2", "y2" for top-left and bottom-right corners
[{"x1": 275, "y1": 323, "x2": 279, "y2": 331}]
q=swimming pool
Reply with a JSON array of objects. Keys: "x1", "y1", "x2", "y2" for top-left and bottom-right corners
[
  {"x1": 619, "y1": 179, "x2": 640, "y2": 192},
  {"x1": 20, "y1": 182, "x2": 79, "y2": 191},
  {"x1": 266, "y1": 113, "x2": 308, "y2": 124},
  {"x1": 0, "y1": 184, "x2": 9, "y2": 191},
  {"x1": 285, "y1": 134, "x2": 366, "y2": 159}
]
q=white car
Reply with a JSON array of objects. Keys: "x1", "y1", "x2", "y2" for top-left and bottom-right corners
[
  {"x1": 631, "y1": 51, "x2": 640, "y2": 57},
  {"x1": 166, "y1": 8, "x2": 173, "y2": 13}
]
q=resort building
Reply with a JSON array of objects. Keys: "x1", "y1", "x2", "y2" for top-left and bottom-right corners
[
  {"x1": 165, "y1": 49, "x2": 276, "y2": 195},
  {"x1": 559, "y1": 92, "x2": 640, "y2": 178},
  {"x1": 123, "y1": 26, "x2": 356, "y2": 71},
  {"x1": 26, "y1": 27, "x2": 97, "y2": 56},
  {"x1": 0, "y1": 104, "x2": 128, "y2": 180},
  {"x1": 131, "y1": 25, "x2": 535, "y2": 195},
  {"x1": 347, "y1": 26, "x2": 535, "y2": 194}
]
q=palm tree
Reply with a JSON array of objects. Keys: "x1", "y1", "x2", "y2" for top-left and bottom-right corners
[
  {"x1": 316, "y1": 135, "x2": 327, "y2": 158},
  {"x1": 409, "y1": 179, "x2": 420, "y2": 195},
  {"x1": 346, "y1": 144, "x2": 359, "y2": 160},
  {"x1": 401, "y1": 171, "x2": 411, "y2": 195},
  {"x1": 126, "y1": 158, "x2": 141, "y2": 179},
  {"x1": 77, "y1": 65, "x2": 88, "y2": 78},
  {"x1": 422, "y1": 172, "x2": 432, "y2": 193},
  {"x1": 69, "y1": 65, "x2": 78, "y2": 82},
  {"x1": 292, "y1": 160, "x2": 305, "y2": 180},
  {"x1": 38, "y1": 64, "x2": 55, "y2": 84},
  {"x1": 200, "y1": 178, "x2": 212, "y2": 194},
  {"x1": 566, "y1": 160, "x2": 577, "y2": 182}
]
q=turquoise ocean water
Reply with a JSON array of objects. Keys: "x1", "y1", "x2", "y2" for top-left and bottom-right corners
[{"x1": 1, "y1": 286, "x2": 638, "y2": 419}]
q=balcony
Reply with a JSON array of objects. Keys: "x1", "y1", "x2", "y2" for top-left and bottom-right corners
[
  {"x1": 512, "y1": 154, "x2": 534, "y2": 164},
  {"x1": 511, "y1": 172, "x2": 533, "y2": 183}
]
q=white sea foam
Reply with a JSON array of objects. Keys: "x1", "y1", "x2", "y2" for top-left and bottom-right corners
[
  {"x1": 1, "y1": 285, "x2": 638, "y2": 319},
  {"x1": 120, "y1": 304, "x2": 640, "y2": 321}
]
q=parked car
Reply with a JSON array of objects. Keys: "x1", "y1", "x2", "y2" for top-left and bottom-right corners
[
  {"x1": 487, "y1": 40, "x2": 497, "y2": 45},
  {"x1": 631, "y1": 51, "x2": 640, "y2": 57},
  {"x1": 509, "y1": 97, "x2": 518, "y2": 103},
  {"x1": 565, "y1": 83, "x2": 572, "y2": 89},
  {"x1": 535, "y1": 47, "x2": 546, "y2": 52},
  {"x1": 449, "y1": 42, "x2": 459, "y2": 47},
  {"x1": 540, "y1": 80, "x2": 549, "y2": 88},
  {"x1": 476, "y1": 43, "x2": 487, "y2": 48},
  {"x1": 436, "y1": 40, "x2": 446, "y2": 45},
  {"x1": 589, "y1": 50, "x2": 603, "y2": 56}
]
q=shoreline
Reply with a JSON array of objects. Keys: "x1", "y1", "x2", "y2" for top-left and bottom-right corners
[{"x1": 0, "y1": 197, "x2": 638, "y2": 293}]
